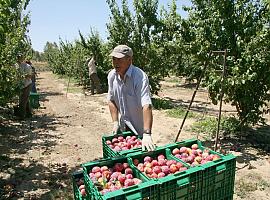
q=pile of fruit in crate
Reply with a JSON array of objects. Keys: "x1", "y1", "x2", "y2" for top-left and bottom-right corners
[
  {"x1": 132, "y1": 154, "x2": 188, "y2": 178},
  {"x1": 102, "y1": 132, "x2": 143, "y2": 158},
  {"x1": 171, "y1": 144, "x2": 221, "y2": 166},
  {"x1": 87, "y1": 162, "x2": 142, "y2": 194},
  {"x1": 105, "y1": 135, "x2": 142, "y2": 152}
]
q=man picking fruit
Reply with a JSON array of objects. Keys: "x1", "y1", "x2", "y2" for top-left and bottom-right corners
[{"x1": 107, "y1": 44, "x2": 155, "y2": 151}]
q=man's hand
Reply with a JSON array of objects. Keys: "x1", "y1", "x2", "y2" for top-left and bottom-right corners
[
  {"x1": 142, "y1": 134, "x2": 155, "y2": 151},
  {"x1": 112, "y1": 121, "x2": 120, "y2": 135}
]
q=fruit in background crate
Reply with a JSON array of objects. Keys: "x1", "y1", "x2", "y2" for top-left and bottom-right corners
[
  {"x1": 88, "y1": 162, "x2": 142, "y2": 195},
  {"x1": 125, "y1": 167, "x2": 133, "y2": 175},
  {"x1": 106, "y1": 135, "x2": 142, "y2": 152},
  {"x1": 191, "y1": 144, "x2": 199, "y2": 150},
  {"x1": 76, "y1": 178, "x2": 87, "y2": 197},
  {"x1": 171, "y1": 144, "x2": 221, "y2": 166},
  {"x1": 133, "y1": 159, "x2": 140, "y2": 166},
  {"x1": 114, "y1": 163, "x2": 124, "y2": 172},
  {"x1": 133, "y1": 154, "x2": 188, "y2": 178}
]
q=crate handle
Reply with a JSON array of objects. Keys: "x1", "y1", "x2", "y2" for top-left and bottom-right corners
[
  {"x1": 177, "y1": 177, "x2": 189, "y2": 187},
  {"x1": 173, "y1": 170, "x2": 187, "y2": 177},
  {"x1": 124, "y1": 189, "x2": 142, "y2": 200},
  {"x1": 216, "y1": 163, "x2": 226, "y2": 173}
]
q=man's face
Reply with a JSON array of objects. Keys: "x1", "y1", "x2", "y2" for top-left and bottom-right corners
[{"x1": 112, "y1": 56, "x2": 132, "y2": 75}]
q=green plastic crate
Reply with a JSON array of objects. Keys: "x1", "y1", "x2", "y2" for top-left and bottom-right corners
[
  {"x1": 169, "y1": 138, "x2": 236, "y2": 200},
  {"x1": 127, "y1": 147, "x2": 203, "y2": 200},
  {"x1": 82, "y1": 156, "x2": 159, "y2": 200},
  {"x1": 102, "y1": 131, "x2": 142, "y2": 158},
  {"x1": 199, "y1": 154, "x2": 236, "y2": 200},
  {"x1": 29, "y1": 92, "x2": 40, "y2": 109},
  {"x1": 72, "y1": 171, "x2": 88, "y2": 200}
]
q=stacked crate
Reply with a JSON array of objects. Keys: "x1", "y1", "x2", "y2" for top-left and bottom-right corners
[
  {"x1": 72, "y1": 133, "x2": 236, "y2": 200},
  {"x1": 168, "y1": 139, "x2": 236, "y2": 200}
]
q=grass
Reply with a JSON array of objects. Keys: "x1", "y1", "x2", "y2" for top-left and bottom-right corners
[
  {"x1": 235, "y1": 173, "x2": 270, "y2": 198},
  {"x1": 151, "y1": 97, "x2": 200, "y2": 119},
  {"x1": 189, "y1": 117, "x2": 217, "y2": 139},
  {"x1": 235, "y1": 179, "x2": 258, "y2": 198},
  {"x1": 66, "y1": 87, "x2": 83, "y2": 93},
  {"x1": 55, "y1": 74, "x2": 78, "y2": 84},
  {"x1": 166, "y1": 107, "x2": 199, "y2": 119},
  {"x1": 189, "y1": 116, "x2": 242, "y2": 139},
  {"x1": 152, "y1": 98, "x2": 174, "y2": 110},
  {"x1": 54, "y1": 74, "x2": 84, "y2": 94}
]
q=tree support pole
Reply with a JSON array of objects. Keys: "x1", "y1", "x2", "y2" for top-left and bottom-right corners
[
  {"x1": 214, "y1": 49, "x2": 227, "y2": 151},
  {"x1": 66, "y1": 75, "x2": 71, "y2": 98},
  {"x1": 175, "y1": 51, "x2": 212, "y2": 142}
]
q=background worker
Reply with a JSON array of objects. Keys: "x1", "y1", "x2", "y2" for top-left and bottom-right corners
[
  {"x1": 17, "y1": 54, "x2": 32, "y2": 119},
  {"x1": 88, "y1": 56, "x2": 102, "y2": 95},
  {"x1": 26, "y1": 60, "x2": 37, "y2": 93},
  {"x1": 107, "y1": 44, "x2": 155, "y2": 151}
]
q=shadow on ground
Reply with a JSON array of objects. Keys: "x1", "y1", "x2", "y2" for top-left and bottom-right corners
[
  {"x1": 153, "y1": 96, "x2": 236, "y2": 115},
  {"x1": 0, "y1": 108, "x2": 76, "y2": 199},
  {"x1": 176, "y1": 82, "x2": 198, "y2": 89},
  {"x1": 202, "y1": 124, "x2": 270, "y2": 172}
]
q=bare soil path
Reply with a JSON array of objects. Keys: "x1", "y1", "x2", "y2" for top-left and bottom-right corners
[{"x1": 0, "y1": 71, "x2": 270, "y2": 199}]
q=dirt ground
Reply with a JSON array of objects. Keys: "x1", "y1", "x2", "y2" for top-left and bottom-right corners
[{"x1": 0, "y1": 70, "x2": 270, "y2": 200}]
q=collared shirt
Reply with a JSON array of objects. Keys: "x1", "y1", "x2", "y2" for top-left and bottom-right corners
[
  {"x1": 88, "y1": 58, "x2": 97, "y2": 75},
  {"x1": 107, "y1": 65, "x2": 152, "y2": 135}
]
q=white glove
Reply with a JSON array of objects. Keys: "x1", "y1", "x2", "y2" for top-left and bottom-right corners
[
  {"x1": 142, "y1": 133, "x2": 155, "y2": 151},
  {"x1": 112, "y1": 121, "x2": 120, "y2": 135}
]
